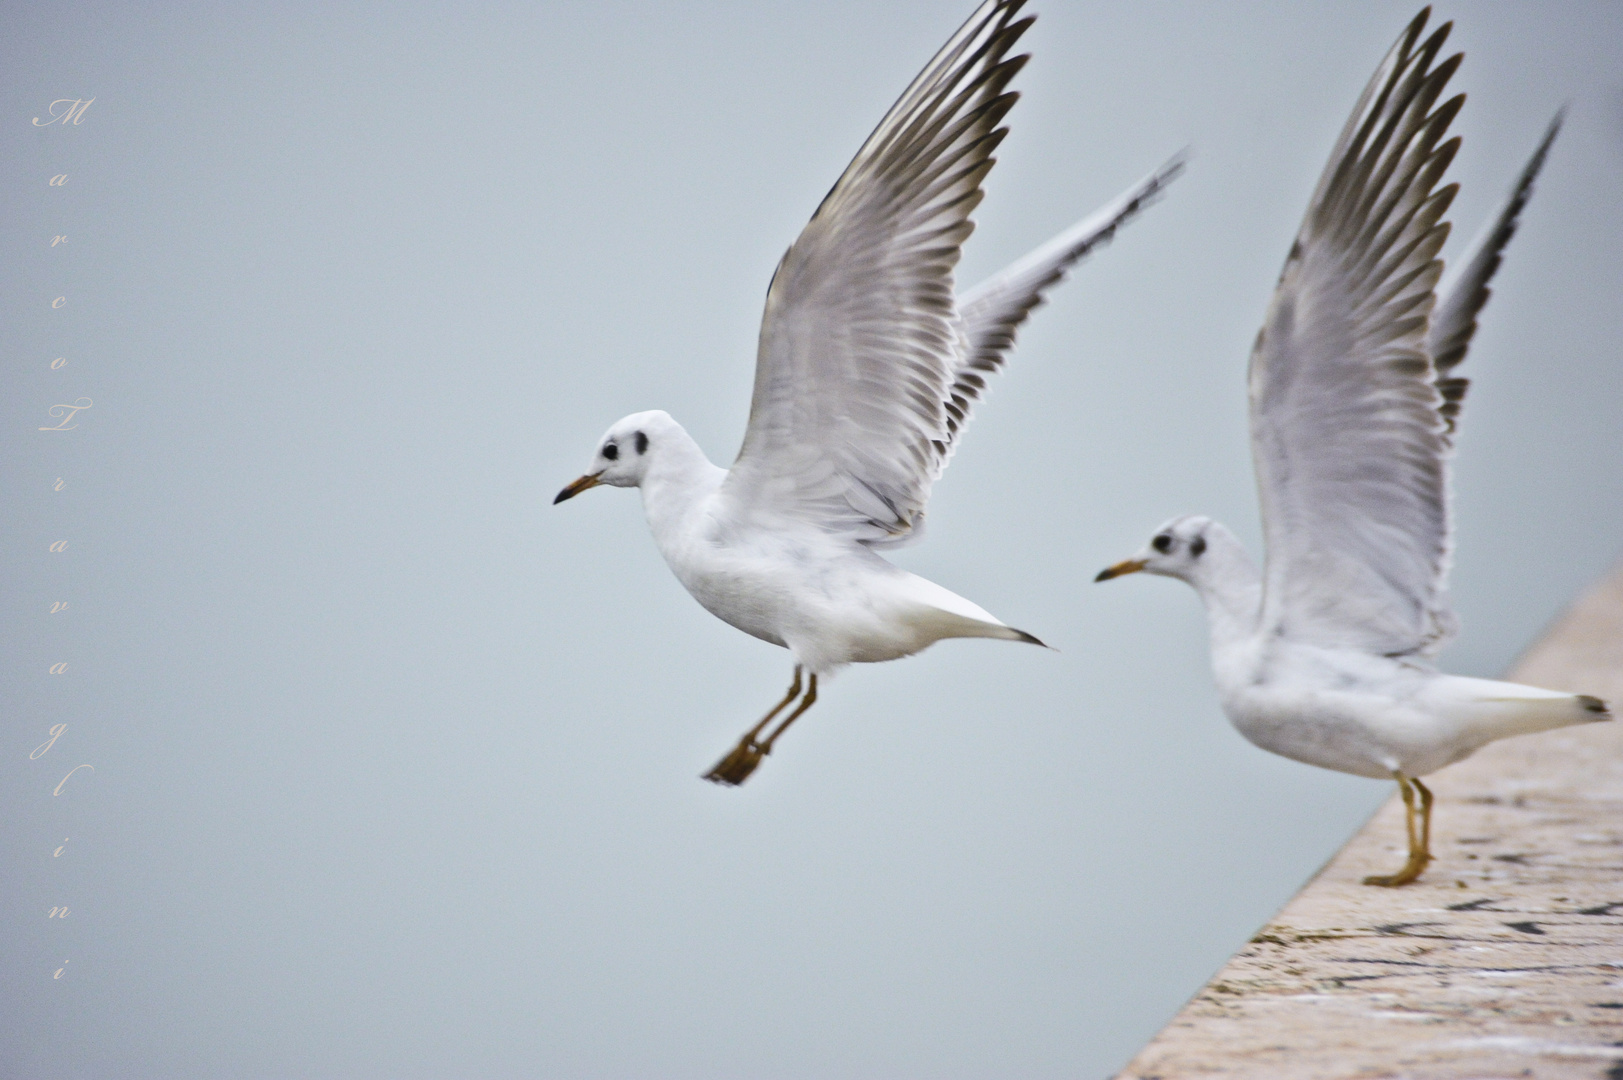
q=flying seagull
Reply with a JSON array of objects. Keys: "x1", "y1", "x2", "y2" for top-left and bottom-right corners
[
  {"x1": 1096, "y1": 9, "x2": 1607, "y2": 886},
  {"x1": 556, "y1": 0, "x2": 1182, "y2": 786}
]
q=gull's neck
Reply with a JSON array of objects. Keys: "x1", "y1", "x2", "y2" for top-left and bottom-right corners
[
  {"x1": 637, "y1": 422, "x2": 726, "y2": 542},
  {"x1": 1180, "y1": 522, "x2": 1263, "y2": 652}
]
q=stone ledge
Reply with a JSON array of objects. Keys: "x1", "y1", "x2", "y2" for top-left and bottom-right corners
[{"x1": 1117, "y1": 562, "x2": 1623, "y2": 1080}]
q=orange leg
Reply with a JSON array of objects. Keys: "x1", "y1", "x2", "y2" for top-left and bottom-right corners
[{"x1": 1363, "y1": 775, "x2": 1434, "y2": 887}]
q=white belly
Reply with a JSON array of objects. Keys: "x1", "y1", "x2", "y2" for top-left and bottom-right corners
[
  {"x1": 654, "y1": 512, "x2": 1013, "y2": 673},
  {"x1": 1215, "y1": 644, "x2": 1475, "y2": 779},
  {"x1": 659, "y1": 530, "x2": 943, "y2": 670}
]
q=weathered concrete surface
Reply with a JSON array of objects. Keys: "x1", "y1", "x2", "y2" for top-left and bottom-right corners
[{"x1": 1117, "y1": 562, "x2": 1623, "y2": 1080}]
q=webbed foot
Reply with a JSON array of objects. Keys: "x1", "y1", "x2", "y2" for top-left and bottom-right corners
[
  {"x1": 703, "y1": 740, "x2": 765, "y2": 786},
  {"x1": 1362, "y1": 851, "x2": 1431, "y2": 887}
]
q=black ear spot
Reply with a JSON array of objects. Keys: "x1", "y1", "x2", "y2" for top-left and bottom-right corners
[
  {"x1": 602, "y1": 442, "x2": 619, "y2": 461},
  {"x1": 1152, "y1": 534, "x2": 1173, "y2": 553},
  {"x1": 1190, "y1": 535, "x2": 1207, "y2": 557},
  {"x1": 635, "y1": 431, "x2": 649, "y2": 455}
]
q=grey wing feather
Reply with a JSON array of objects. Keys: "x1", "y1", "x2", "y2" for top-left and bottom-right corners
[
  {"x1": 723, "y1": 0, "x2": 1033, "y2": 545},
  {"x1": 945, "y1": 153, "x2": 1186, "y2": 459},
  {"x1": 1428, "y1": 112, "x2": 1561, "y2": 440},
  {"x1": 1251, "y1": 9, "x2": 1466, "y2": 657}
]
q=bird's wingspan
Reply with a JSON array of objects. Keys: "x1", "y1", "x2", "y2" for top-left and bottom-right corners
[
  {"x1": 945, "y1": 153, "x2": 1185, "y2": 466},
  {"x1": 1251, "y1": 9, "x2": 1466, "y2": 657},
  {"x1": 1428, "y1": 113, "x2": 1561, "y2": 440},
  {"x1": 722, "y1": 0, "x2": 1033, "y2": 546}
]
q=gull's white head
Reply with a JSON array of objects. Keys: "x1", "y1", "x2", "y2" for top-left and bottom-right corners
[
  {"x1": 1095, "y1": 514, "x2": 1219, "y2": 584},
  {"x1": 554, "y1": 409, "x2": 677, "y2": 503}
]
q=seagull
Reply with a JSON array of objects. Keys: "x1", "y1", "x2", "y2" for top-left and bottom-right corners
[
  {"x1": 555, "y1": 0, "x2": 1182, "y2": 786},
  {"x1": 1095, "y1": 10, "x2": 1609, "y2": 886}
]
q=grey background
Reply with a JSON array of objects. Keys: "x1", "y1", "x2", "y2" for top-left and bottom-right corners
[{"x1": 2, "y1": 2, "x2": 1619, "y2": 1077}]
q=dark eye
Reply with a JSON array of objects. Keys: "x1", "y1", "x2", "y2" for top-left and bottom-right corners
[
  {"x1": 1152, "y1": 534, "x2": 1173, "y2": 553},
  {"x1": 1190, "y1": 535, "x2": 1207, "y2": 557},
  {"x1": 602, "y1": 442, "x2": 619, "y2": 461},
  {"x1": 635, "y1": 431, "x2": 648, "y2": 455}
]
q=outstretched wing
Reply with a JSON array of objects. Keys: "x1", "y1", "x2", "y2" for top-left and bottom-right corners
[
  {"x1": 722, "y1": 0, "x2": 1032, "y2": 545},
  {"x1": 944, "y1": 153, "x2": 1185, "y2": 461},
  {"x1": 1251, "y1": 9, "x2": 1464, "y2": 656},
  {"x1": 1428, "y1": 113, "x2": 1561, "y2": 440}
]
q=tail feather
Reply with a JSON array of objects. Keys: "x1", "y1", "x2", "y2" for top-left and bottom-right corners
[
  {"x1": 1435, "y1": 676, "x2": 1612, "y2": 752},
  {"x1": 1576, "y1": 694, "x2": 1613, "y2": 720},
  {"x1": 1474, "y1": 689, "x2": 1613, "y2": 740},
  {"x1": 1008, "y1": 627, "x2": 1048, "y2": 648},
  {"x1": 931, "y1": 615, "x2": 1049, "y2": 648}
]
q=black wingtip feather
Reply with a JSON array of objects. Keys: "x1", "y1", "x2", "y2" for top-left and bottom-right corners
[{"x1": 1426, "y1": 107, "x2": 1563, "y2": 441}]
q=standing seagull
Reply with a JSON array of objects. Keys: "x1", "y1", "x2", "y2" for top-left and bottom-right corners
[
  {"x1": 555, "y1": 0, "x2": 1182, "y2": 786},
  {"x1": 1096, "y1": 9, "x2": 1608, "y2": 886}
]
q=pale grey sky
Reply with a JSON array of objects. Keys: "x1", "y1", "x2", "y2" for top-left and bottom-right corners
[{"x1": 3, "y1": 3, "x2": 1620, "y2": 1077}]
